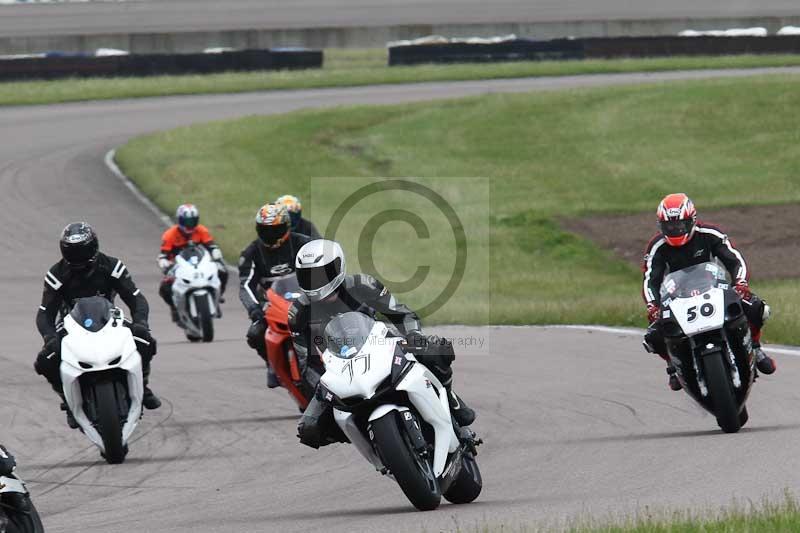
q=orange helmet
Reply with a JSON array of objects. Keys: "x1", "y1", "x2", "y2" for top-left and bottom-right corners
[
  {"x1": 657, "y1": 193, "x2": 697, "y2": 247},
  {"x1": 255, "y1": 203, "x2": 290, "y2": 249}
]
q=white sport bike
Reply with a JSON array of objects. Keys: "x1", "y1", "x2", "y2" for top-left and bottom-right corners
[
  {"x1": 170, "y1": 244, "x2": 222, "y2": 342},
  {"x1": 61, "y1": 297, "x2": 144, "y2": 464},
  {"x1": 319, "y1": 312, "x2": 483, "y2": 511}
]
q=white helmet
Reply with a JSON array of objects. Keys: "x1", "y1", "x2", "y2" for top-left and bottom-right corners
[{"x1": 295, "y1": 239, "x2": 345, "y2": 302}]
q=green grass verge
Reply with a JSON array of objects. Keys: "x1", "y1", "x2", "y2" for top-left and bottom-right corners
[
  {"x1": 4, "y1": 51, "x2": 800, "y2": 106},
  {"x1": 116, "y1": 74, "x2": 800, "y2": 343},
  {"x1": 471, "y1": 495, "x2": 800, "y2": 532}
]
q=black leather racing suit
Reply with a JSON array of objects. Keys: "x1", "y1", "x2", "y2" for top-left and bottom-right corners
[
  {"x1": 35, "y1": 253, "x2": 157, "y2": 390},
  {"x1": 294, "y1": 217, "x2": 321, "y2": 240},
  {"x1": 239, "y1": 233, "x2": 313, "y2": 358},
  {"x1": 642, "y1": 223, "x2": 768, "y2": 358},
  {"x1": 290, "y1": 273, "x2": 458, "y2": 448}
]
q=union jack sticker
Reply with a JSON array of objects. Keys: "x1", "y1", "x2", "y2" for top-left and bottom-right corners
[{"x1": 394, "y1": 356, "x2": 403, "y2": 366}]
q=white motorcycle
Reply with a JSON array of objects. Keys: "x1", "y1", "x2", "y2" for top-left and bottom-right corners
[
  {"x1": 0, "y1": 450, "x2": 44, "y2": 533},
  {"x1": 170, "y1": 244, "x2": 222, "y2": 342},
  {"x1": 319, "y1": 312, "x2": 483, "y2": 511},
  {"x1": 60, "y1": 297, "x2": 144, "y2": 464}
]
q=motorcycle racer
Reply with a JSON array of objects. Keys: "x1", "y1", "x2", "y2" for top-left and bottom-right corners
[
  {"x1": 276, "y1": 194, "x2": 321, "y2": 239},
  {"x1": 290, "y1": 239, "x2": 476, "y2": 449},
  {"x1": 240, "y1": 203, "x2": 312, "y2": 388},
  {"x1": 36, "y1": 222, "x2": 161, "y2": 428},
  {"x1": 158, "y1": 203, "x2": 228, "y2": 322},
  {"x1": 642, "y1": 193, "x2": 775, "y2": 391}
]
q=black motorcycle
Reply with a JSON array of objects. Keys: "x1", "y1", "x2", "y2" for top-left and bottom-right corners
[
  {"x1": 645, "y1": 262, "x2": 755, "y2": 433},
  {"x1": 0, "y1": 447, "x2": 45, "y2": 533}
]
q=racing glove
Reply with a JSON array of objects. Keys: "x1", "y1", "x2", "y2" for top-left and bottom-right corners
[
  {"x1": 130, "y1": 322, "x2": 151, "y2": 341},
  {"x1": 405, "y1": 330, "x2": 428, "y2": 351},
  {"x1": 0, "y1": 445, "x2": 16, "y2": 476},
  {"x1": 157, "y1": 257, "x2": 172, "y2": 274},
  {"x1": 646, "y1": 303, "x2": 661, "y2": 324},
  {"x1": 734, "y1": 279, "x2": 752, "y2": 301},
  {"x1": 249, "y1": 307, "x2": 265, "y2": 323}
]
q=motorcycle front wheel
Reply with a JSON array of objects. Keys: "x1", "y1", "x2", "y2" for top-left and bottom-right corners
[
  {"x1": 94, "y1": 380, "x2": 127, "y2": 464},
  {"x1": 703, "y1": 350, "x2": 741, "y2": 433},
  {"x1": 371, "y1": 411, "x2": 441, "y2": 511}
]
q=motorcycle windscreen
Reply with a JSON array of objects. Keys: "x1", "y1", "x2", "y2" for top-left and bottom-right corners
[
  {"x1": 69, "y1": 296, "x2": 113, "y2": 332},
  {"x1": 179, "y1": 245, "x2": 205, "y2": 265},
  {"x1": 660, "y1": 262, "x2": 731, "y2": 302},
  {"x1": 324, "y1": 312, "x2": 375, "y2": 358},
  {"x1": 270, "y1": 273, "x2": 302, "y2": 300}
]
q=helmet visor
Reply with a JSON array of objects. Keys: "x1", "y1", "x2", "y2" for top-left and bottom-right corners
[
  {"x1": 62, "y1": 241, "x2": 98, "y2": 267},
  {"x1": 660, "y1": 219, "x2": 694, "y2": 238},
  {"x1": 298, "y1": 257, "x2": 342, "y2": 292},
  {"x1": 179, "y1": 216, "x2": 199, "y2": 231},
  {"x1": 257, "y1": 223, "x2": 288, "y2": 246}
]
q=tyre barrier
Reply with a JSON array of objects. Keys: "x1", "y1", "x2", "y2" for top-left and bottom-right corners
[
  {"x1": 388, "y1": 35, "x2": 800, "y2": 66},
  {"x1": 0, "y1": 48, "x2": 323, "y2": 81}
]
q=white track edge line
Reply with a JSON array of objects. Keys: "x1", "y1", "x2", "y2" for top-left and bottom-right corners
[
  {"x1": 105, "y1": 148, "x2": 237, "y2": 274},
  {"x1": 546, "y1": 324, "x2": 800, "y2": 356}
]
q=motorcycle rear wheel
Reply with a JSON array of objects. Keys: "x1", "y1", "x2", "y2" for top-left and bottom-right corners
[
  {"x1": 371, "y1": 411, "x2": 441, "y2": 511},
  {"x1": 703, "y1": 351, "x2": 741, "y2": 433}
]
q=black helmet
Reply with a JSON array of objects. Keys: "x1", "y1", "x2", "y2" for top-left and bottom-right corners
[{"x1": 60, "y1": 222, "x2": 99, "y2": 270}]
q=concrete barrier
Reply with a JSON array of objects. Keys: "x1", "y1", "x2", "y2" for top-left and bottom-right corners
[
  {"x1": 0, "y1": 48, "x2": 323, "y2": 81},
  {"x1": 4, "y1": 16, "x2": 800, "y2": 55},
  {"x1": 389, "y1": 35, "x2": 800, "y2": 66}
]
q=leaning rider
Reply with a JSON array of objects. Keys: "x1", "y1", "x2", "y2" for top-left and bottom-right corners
[
  {"x1": 642, "y1": 193, "x2": 776, "y2": 391},
  {"x1": 36, "y1": 222, "x2": 161, "y2": 428},
  {"x1": 158, "y1": 203, "x2": 228, "y2": 322},
  {"x1": 290, "y1": 239, "x2": 476, "y2": 449},
  {"x1": 240, "y1": 203, "x2": 312, "y2": 388}
]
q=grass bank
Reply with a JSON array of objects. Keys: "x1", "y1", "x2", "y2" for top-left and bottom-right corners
[
  {"x1": 4, "y1": 51, "x2": 800, "y2": 106},
  {"x1": 476, "y1": 495, "x2": 800, "y2": 532},
  {"x1": 116, "y1": 74, "x2": 800, "y2": 342}
]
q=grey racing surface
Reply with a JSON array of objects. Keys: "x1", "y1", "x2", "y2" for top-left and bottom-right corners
[
  {"x1": 2, "y1": 69, "x2": 800, "y2": 532},
  {"x1": 1, "y1": 0, "x2": 799, "y2": 37}
]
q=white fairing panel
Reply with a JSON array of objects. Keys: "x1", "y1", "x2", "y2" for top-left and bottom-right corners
[
  {"x1": 668, "y1": 288, "x2": 726, "y2": 336},
  {"x1": 323, "y1": 320, "x2": 459, "y2": 478},
  {"x1": 0, "y1": 476, "x2": 27, "y2": 494},
  {"x1": 394, "y1": 365, "x2": 459, "y2": 477},
  {"x1": 60, "y1": 309, "x2": 143, "y2": 452},
  {"x1": 320, "y1": 321, "x2": 397, "y2": 400}
]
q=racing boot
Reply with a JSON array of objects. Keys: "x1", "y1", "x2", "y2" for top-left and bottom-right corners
[
  {"x1": 266, "y1": 366, "x2": 280, "y2": 389},
  {"x1": 667, "y1": 365, "x2": 682, "y2": 391},
  {"x1": 445, "y1": 385, "x2": 475, "y2": 427},
  {"x1": 754, "y1": 344, "x2": 776, "y2": 375},
  {"x1": 59, "y1": 401, "x2": 79, "y2": 429},
  {"x1": 142, "y1": 365, "x2": 162, "y2": 410},
  {"x1": 50, "y1": 383, "x2": 79, "y2": 429}
]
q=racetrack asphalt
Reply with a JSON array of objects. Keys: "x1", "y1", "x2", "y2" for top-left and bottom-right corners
[
  {"x1": 1, "y1": 0, "x2": 799, "y2": 37},
  {"x1": 2, "y1": 68, "x2": 800, "y2": 532}
]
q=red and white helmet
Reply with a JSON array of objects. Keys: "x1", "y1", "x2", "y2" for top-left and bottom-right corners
[{"x1": 657, "y1": 193, "x2": 697, "y2": 247}]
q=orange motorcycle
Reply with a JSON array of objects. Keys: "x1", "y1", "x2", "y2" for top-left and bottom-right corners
[{"x1": 263, "y1": 274, "x2": 317, "y2": 412}]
